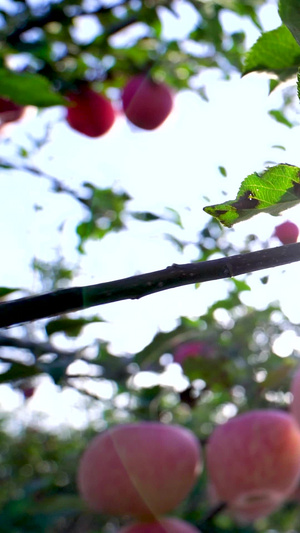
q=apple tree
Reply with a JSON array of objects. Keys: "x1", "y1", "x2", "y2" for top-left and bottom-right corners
[{"x1": 2, "y1": 0, "x2": 300, "y2": 531}]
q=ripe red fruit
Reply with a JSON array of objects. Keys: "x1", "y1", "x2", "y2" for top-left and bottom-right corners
[
  {"x1": 77, "y1": 422, "x2": 202, "y2": 518},
  {"x1": 174, "y1": 341, "x2": 214, "y2": 365},
  {"x1": 122, "y1": 75, "x2": 173, "y2": 130},
  {"x1": 22, "y1": 387, "x2": 35, "y2": 400},
  {"x1": 66, "y1": 86, "x2": 115, "y2": 137},
  {"x1": 119, "y1": 517, "x2": 201, "y2": 533},
  {"x1": 208, "y1": 480, "x2": 283, "y2": 524},
  {"x1": 206, "y1": 410, "x2": 300, "y2": 514},
  {"x1": 0, "y1": 97, "x2": 24, "y2": 126},
  {"x1": 274, "y1": 221, "x2": 299, "y2": 244}
]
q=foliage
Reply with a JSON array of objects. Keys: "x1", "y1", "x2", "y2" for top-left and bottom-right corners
[
  {"x1": 1, "y1": 0, "x2": 300, "y2": 531},
  {"x1": 204, "y1": 164, "x2": 300, "y2": 227}
]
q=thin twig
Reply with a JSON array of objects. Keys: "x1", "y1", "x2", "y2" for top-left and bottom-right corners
[
  {"x1": 0, "y1": 243, "x2": 299, "y2": 328},
  {"x1": 198, "y1": 502, "x2": 227, "y2": 527}
]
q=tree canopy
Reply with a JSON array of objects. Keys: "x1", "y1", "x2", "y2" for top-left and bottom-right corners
[{"x1": 2, "y1": 0, "x2": 300, "y2": 531}]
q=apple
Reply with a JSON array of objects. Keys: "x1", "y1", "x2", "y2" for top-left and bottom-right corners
[
  {"x1": 290, "y1": 366, "x2": 300, "y2": 427},
  {"x1": 274, "y1": 221, "x2": 299, "y2": 244},
  {"x1": 118, "y1": 517, "x2": 201, "y2": 533},
  {"x1": 66, "y1": 86, "x2": 115, "y2": 137},
  {"x1": 174, "y1": 341, "x2": 214, "y2": 365},
  {"x1": 77, "y1": 422, "x2": 202, "y2": 518},
  {"x1": 208, "y1": 480, "x2": 282, "y2": 524},
  {"x1": 206, "y1": 409, "x2": 300, "y2": 515},
  {"x1": 121, "y1": 75, "x2": 173, "y2": 130},
  {"x1": 0, "y1": 97, "x2": 24, "y2": 126},
  {"x1": 21, "y1": 386, "x2": 35, "y2": 400}
]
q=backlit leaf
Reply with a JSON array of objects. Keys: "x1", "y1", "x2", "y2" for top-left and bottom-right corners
[
  {"x1": 204, "y1": 164, "x2": 300, "y2": 227},
  {"x1": 0, "y1": 68, "x2": 66, "y2": 107},
  {"x1": 279, "y1": 0, "x2": 300, "y2": 47},
  {"x1": 243, "y1": 25, "x2": 300, "y2": 81}
]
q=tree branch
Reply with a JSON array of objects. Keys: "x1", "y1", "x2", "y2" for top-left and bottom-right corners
[{"x1": 1, "y1": 243, "x2": 299, "y2": 328}]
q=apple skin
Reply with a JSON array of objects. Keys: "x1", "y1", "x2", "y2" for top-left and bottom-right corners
[
  {"x1": 66, "y1": 86, "x2": 115, "y2": 137},
  {"x1": 174, "y1": 341, "x2": 214, "y2": 366},
  {"x1": 77, "y1": 422, "x2": 202, "y2": 518},
  {"x1": 274, "y1": 221, "x2": 299, "y2": 244},
  {"x1": 290, "y1": 367, "x2": 300, "y2": 427},
  {"x1": 0, "y1": 97, "x2": 24, "y2": 126},
  {"x1": 206, "y1": 409, "x2": 300, "y2": 514},
  {"x1": 122, "y1": 75, "x2": 173, "y2": 130},
  {"x1": 21, "y1": 386, "x2": 35, "y2": 400},
  {"x1": 208, "y1": 480, "x2": 282, "y2": 524},
  {"x1": 118, "y1": 517, "x2": 201, "y2": 533}
]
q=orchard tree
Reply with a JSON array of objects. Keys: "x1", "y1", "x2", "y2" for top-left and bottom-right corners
[{"x1": 2, "y1": 0, "x2": 300, "y2": 532}]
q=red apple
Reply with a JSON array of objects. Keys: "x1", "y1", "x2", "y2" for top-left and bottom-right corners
[
  {"x1": 206, "y1": 409, "x2": 300, "y2": 514},
  {"x1": 22, "y1": 386, "x2": 35, "y2": 400},
  {"x1": 290, "y1": 367, "x2": 300, "y2": 427},
  {"x1": 274, "y1": 221, "x2": 299, "y2": 244},
  {"x1": 0, "y1": 97, "x2": 24, "y2": 126},
  {"x1": 66, "y1": 86, "x2": 115, "y2": 137},
  {"x1": 174, "y1": 341, "x2": 214, "y2": 365},
  {"x1": 119, "y1": 517, "x2": 201, "y2": 533},
  {"x1": 122, "y1": 75, "x2": 173, "y2": 130},
  {"x1": 208, "y1": 480, "x2": 282, "y2": 524},
  {"x1": 77, "y1": 422, "x2": 202, "y2": 518}
]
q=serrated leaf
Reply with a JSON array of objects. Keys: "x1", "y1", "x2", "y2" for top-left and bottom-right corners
[
  {"x1": 0, "y1": 68, "x2": 66, "y2": 107},
  {"x1": 279, "y1": 0, "x2": 300, "y2": 47},
  {"x1": 204, "y1": 164, "x2": 300, "y2": 227},
  {"x1": 243, "y1": 25, "x2": 300, "y2": 80}
]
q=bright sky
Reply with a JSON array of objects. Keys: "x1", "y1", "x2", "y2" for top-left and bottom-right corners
[{"x1": 2, "y1": 0, "x2": 300, "y2": 431}]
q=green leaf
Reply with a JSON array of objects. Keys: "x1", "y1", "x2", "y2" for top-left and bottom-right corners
[
  {"x1": 0, "y1": 287, "x2": 19, "y2": 298},
  {"x1": 268, "y1": 109, "x2": 294, "y2": 128},
  {"x1": 46, "y1": 317, "x2": 103, "y2": 337},
  {"x1": 218, "y1": 165, "x2": 227, "y2": 177},
  {"x1": 279, "y1": 0, "x2": 300, "y2": 47},
  {"x1": 77, "y1": 186, "x2": 130, "y2": 251},
  {"x1": 243, "y1": 25, "x2": 300, "y2": 79},
  {"x1": 0, "y1": 362, "x2": 41, "y2": 383},
  {"x1": 204, "y1": 164, "x2": 300, "y2": 227},
  {"x1": 230, "y1": 278, "x2": 251, "y2": 292},
  {"x1": 131, "y1": 212, "x2": 161, "y2": 222},
  {"x1": 0, "y1": 68, "x2": 66, "y2": 107}
]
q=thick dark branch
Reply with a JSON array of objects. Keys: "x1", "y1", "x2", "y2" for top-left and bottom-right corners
[{"x1": 0, "y1": 243, "x2": 299, "y2": 328}]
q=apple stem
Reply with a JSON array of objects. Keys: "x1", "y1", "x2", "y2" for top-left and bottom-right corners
[{"x1": 198, "y1": 501, "x2": 227, "y2": 527}]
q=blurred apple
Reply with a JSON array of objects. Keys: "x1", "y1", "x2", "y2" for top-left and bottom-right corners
[
  {"x1": 66, "y1": 86, "x2": 115, "y2": 137},
  {"x1": 206, "y1": 409, "x2": 300, "y2": 516},
  {"x1": 208, "y1": 480, "x2": 283, "y2": 524},
  {"x1": 118, "y1": 517, "x2": 201, "y2": 532},
  {"x1": 21, "y1": 386, "x2": 35, "y2": 400},
  {"x1": 274, "y1": 221, "x2": 299, "y2": 244},
  {"x1": 122, "y1": 75, "x2": 173, "y2": 130},
  {"x1": 174, "y1": 341, "x2": 214, "y2": 365},
  {"x1": 77, "y1": 422, "x2": 202, "y2": 518},
  {"x1": 0, "y1": 97, "x2": 24, "y2": 127}
]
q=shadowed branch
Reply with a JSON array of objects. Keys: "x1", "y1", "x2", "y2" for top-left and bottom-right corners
[{"x1": 1, "y1": 243, "x2": 299, "y2": 328}]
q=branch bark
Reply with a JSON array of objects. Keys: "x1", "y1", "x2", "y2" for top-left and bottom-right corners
[{"x1": 0, "y1": 243, "x2": 299, "y2": 328}]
